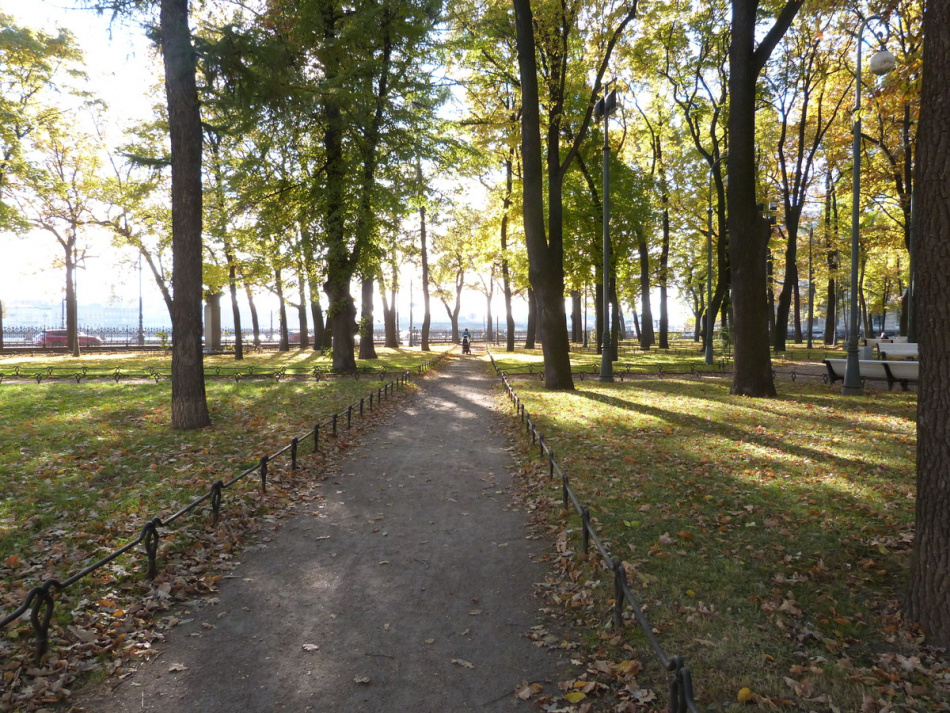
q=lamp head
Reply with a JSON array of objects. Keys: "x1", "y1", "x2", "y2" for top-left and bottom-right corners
[
  {"x1": 594, "y1": 89, "x2": 618, "y2": 120},
  {"x1": 869, "y1": 49, "x2": 896, "y2": 76}
]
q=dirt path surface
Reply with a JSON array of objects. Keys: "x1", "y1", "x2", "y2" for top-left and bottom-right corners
[{"x1": 72, "y1": 350, "x2": 566, "y2": 712}]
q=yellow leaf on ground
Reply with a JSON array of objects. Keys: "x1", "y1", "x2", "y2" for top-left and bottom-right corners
[
  {"x1": 737, "y1": 687, "x2": 753, "y2": 703},
  {"x1": 565, "y1": 691, "x2": 587, "y2": 703}
]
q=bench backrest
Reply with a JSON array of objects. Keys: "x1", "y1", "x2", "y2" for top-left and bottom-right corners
[
  {"x1": 878, "y1": 343, "x2": 918, "y2": 359},
  {"x1": 885, "y1": 361, "x2": 919, "y2": 380}
]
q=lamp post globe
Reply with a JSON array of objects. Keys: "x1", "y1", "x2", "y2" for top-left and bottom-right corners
[{"x1": 869, "y1": 49, "x2": 896, "y2": 76}]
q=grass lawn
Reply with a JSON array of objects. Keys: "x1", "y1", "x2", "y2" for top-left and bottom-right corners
[
  {"x1": 488, "y1": 348, "x2": 944, "y2": 712},
  {"x1": 0, "y1": 347, "x2": 447, "y2": 710}
]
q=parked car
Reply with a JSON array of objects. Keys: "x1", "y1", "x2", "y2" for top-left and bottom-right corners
[{"x1": 33, "y1": 329, "x2": 103, "y2": 347}]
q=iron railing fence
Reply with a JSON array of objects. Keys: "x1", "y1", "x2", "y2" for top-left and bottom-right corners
[
  {"x1": 0, "y1": 352, "x2": 449, "y2": 663},
  {"x1": 0, "y1": 363, "x2": 415, "y2": 385},
  {"x1": 487, "y1": 349, "x2": 701, "y2": 713}
]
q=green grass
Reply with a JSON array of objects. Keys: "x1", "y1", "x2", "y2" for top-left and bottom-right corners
[
  {"x1": 487, "y1": 349, "x2": 937, "y2": 712},
  {"x1": 0, "y1": 347, "x2": 447, "y2": 570}
]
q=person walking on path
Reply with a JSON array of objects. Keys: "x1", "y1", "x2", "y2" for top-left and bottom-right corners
[{"x1": 74, "y1": 354, "x2": 565, "y2": 712}]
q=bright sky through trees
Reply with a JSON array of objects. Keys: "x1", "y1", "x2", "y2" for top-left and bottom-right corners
[{"x1": 0, "y1": 0, "x2": 158, "y2": 309}]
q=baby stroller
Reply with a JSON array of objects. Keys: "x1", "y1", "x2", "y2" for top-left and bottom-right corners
[{"x1": 462, "y1": 335, "x2": 471, "y2": 354}]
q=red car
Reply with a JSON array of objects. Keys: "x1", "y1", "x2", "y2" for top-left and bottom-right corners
[{"x1": 33, "y1": 330, "x2": 103, "y2": 347}]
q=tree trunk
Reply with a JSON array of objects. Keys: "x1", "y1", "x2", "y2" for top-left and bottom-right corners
[
  {"x1": 321, "y1": 312, "x2": 333, "y2": 351},
  {"x1": 419, "y1": 199, "x2": 431, "y2": 352},
  {"x1": 381, "y1": 281, "x2": 398, "y2": 348},
  {"x1": 296, "y1": 270, "x2": 309, "y2": 350},
  {"x1": 161, "y1": 0, "x2": 210, "y2": 429},
  {"x1": 659, "y1": 201, "x2": 670, "y2": 349},
  {"x1": 610, "y1": 277, "x2": 620, "y2": 361},
  {"x1": 501, "y1": 155, "x2": 516, "y2": 352},
  {"x1": 484, "y1": 272, "x2": 494, "y2": 344},
  {"x1": 65, "y1": 241, "x2": 79, "y2": 356},
  {"x1": 513, "y1": 0, "x2": 574, "y2": 390},
  {"x1": 570, "y1": 290, "x2": 582, "y2": 343},
  {"x1": 243, "y1": 278, "x2": 261, "y2": 347},
  {"x1": 524, "y1": 288, "x2": 537, "y2": 349},
  {"x1": 311, "y1": 293, "x2": 324, "y2": 351},
  {"x1": 859, "y1": 256, "x2": 870, "y2": 338},
  {"x1": 359, "y1": 275, "x2": 378, "y2": 359},
  {"x1": 638, "y1": 229, "x2": 655, "y2": 349},
  {"x1": 793, "y1": 278, "x2": 802, "y2": 343},
  {"x1": 275, "y1": 268, "x2": 289, "y2": 352},
  {"x1": 320, "y1": 6, "x2": 356, "y2": 373},
  {"x1": 727, "y1": 0, "x2": 800, "y2": 396},
  {"x1": 767, "y1": 249, "x2": 776, "y2": 342},
  {"x1": 774, "y1": 218, "x2": 801, "y2": 351},
  {"x1": 907, "y1": 0, "x2": 950, "y2": 646},
  {"x1": 228, "y1": 261, "x2": 243, "y2": 360}
]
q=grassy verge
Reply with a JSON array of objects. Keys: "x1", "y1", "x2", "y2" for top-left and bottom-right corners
[
  {"x1": 489, "y1": 350, "x2": 944, "y2": 712},
  {"x1": 0, "y1": 347, "x2": 448, "y2": 711}
]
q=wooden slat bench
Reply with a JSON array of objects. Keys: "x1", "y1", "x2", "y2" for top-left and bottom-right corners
[
  {"x1": 823, "y1": 358, "x2": 919, "y2": 391},
  {"x1": 877, "y1": 343, "x2": 918, "y2": 360}
]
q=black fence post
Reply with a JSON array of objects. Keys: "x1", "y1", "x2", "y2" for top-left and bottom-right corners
[
  {"x1": 360, "y1": 397, "x2": 364, "y2": 418},
  {"x1": 30, "y1": 584, "x2": 56, "y2": 663},
  {"x1": 314, "y1": 423, "x2": 320, "y2": 452},
  {"x1": 210, "y1": 480, "x2": 223, "y2": 525},
  {"x1": 562, "y1": 470, "x2": 569, "y2": 510},
  {"x1": 582, "y1": 507, "x2": 591, "y2": 555},
  {"x1": 332, "y1": 413, "x2": 338, "y2": 436},
  {"x1": 613, "y1": 560, "x2": 625, "y2": 631},
  {"x1": 260, "y1": 455, "x2": 269, "y2": 493},
  {"x1": 549, "y1": 450, "x2": 555, "y2": 479},
  {"x1": 347, "y1": 405, "x2": 352, "y2": 429},
  {"x1": 143, "y1": 518, "x2": 160, "y2": 579},
  {"x1": 291, "y1": 437, "x2": 298, "y2": 470}
]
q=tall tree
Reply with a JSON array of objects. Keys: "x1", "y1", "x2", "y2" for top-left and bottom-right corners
[
  {"x1": 906, "y1": 0, "x2": 950, "y2": 647},
  {"x1": 161, "y1": 0, "x2": 210, "y2": 428},
  {"x1": 512, "y1": 0, "x2": 638, "y2": 390},
  {"x1": 17, "y1": 124, "x2": 103, "y2": 357},
  {"x1": 727, "y1": 0, "x2": 801, "y2": 397}
]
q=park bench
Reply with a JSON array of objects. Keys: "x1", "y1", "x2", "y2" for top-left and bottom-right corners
[
  {"x1": 877, "y1": 343, "x2": 918, "y2": 360},
  {"x1": 823, "y1": 358, "x2": 919, "y2": 391},
  {"x1": 862, "y1": 337, "x2": 892, "y2": 348}
]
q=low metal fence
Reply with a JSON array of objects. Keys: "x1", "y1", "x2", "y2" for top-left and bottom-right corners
[
  {"x1": 0, "y1": 363, "x2": 416, "y2": 385},
  {"x1": 0, "y1": 353, "x2": 448, "y2": 663},
  {"x1": 500, "y1": 359, "x2": 731, "y2": 381},
  {"x1": 487, "y1": 350, "x2": 700, "y2": 713}
]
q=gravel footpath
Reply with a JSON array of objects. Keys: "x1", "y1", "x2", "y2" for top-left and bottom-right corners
[{"x1": 71, "y1": 350, "x2": 566, "y2": 712}]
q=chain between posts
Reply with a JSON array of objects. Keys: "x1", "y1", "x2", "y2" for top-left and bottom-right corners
[
  {"x1": 0, "y1": 354, "x2": 450, "y2": 664},
  {"x1": 488, "y1": 351, "x2": 700, "y2": 713}
]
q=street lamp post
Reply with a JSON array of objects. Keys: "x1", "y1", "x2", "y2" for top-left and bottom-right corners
[
  {"x1": 807, "y1": 225, "x2": 814, "y2": 350},
  {"x1": 705, "y1": 155, "x2": 726, "y2": 365},
  {"x1": 409, "y1": 279, "x2": 414, "y2": 347},
  {"x1": 138, "y1": 254, "x2": 144, "y2": 347},
  {"x1": 842, "y1": 16, "x2": 896, "y2": 395},
  {"x1": 595, "y1": 83, "x2": 618, "y2": 382}
]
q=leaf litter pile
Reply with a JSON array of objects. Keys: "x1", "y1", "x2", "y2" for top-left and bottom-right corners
[
  {"x1": 0, "y1": 349, "x2": 431, "y2": 712},
  {"x1": 497, "y1": 362, "x2": 948, "y2": 712}
]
